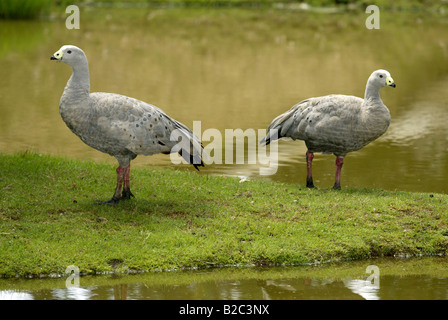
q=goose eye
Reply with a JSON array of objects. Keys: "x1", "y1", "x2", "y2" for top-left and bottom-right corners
[
  {"x1": 379, "y1": 74, "x2": 383, "y2": 78},
  {"x1": 67, "y1": 50, "x2": 72, "y2": 54}
]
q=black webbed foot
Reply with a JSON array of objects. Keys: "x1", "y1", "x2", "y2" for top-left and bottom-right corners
[
  {"x1": 121, "y1": 188, "x2": 135, "y2": 200},
  {"x1": 332, "y1": 183, "x2": 341, "y2": 190},
  {"x1": 306, "y1": 177, "x2": 315, "y2": 188},
  {"x1": 96, "y1": 189, "x2": 134, "y2": 205}
]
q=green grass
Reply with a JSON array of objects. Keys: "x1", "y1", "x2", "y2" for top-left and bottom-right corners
[{"x1": 1, "y1": 152, "x2": 448, "y2": 278}]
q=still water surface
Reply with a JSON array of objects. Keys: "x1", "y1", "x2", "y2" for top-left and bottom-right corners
[
  {"x1": 1, "y1": 257, "x2": 448, "y2": 300},
  {"x1": 1, "y1": 8, "x2": 448, "y2": 300},
  {"x1": 1, "y1": 8, "x2": 448, "y2": 193}
]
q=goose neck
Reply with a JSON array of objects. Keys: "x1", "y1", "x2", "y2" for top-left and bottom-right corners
[
  {"x1": 64, "y1": 62, "x2": 90, "y2": 101},
  {"x1": 364, "y1": 83, "x2": 382, "y2": 105}
]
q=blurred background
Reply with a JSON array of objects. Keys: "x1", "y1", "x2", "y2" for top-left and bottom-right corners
[{"x1": 1, "y1": 0, "x2": 448, "y2": 193}]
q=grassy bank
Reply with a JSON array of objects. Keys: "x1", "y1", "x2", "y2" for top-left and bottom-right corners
[{"x1": 1, "y1": 152, "x2": 448, "y2": 278}]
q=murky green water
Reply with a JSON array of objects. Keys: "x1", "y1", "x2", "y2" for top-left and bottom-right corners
[
  {"x1": 1, "y1": 7, "x2": 448, "y2": 193},
  {"x1": 1, "y1": 257, "x2": 448, "y2": 300},
  {"x1": 1, "y1": 7, "x2": 448, "y2": 300}
]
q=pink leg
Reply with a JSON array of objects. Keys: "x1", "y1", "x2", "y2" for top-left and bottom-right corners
[
  {"x1": 306, "y1": 151, "x2": 315, "y2": 188},
  {"x1": 112, "y1": 166, "x2": 125, "y2": 201},
  {"x1": 101, "y1": 163, "x2": 134, "y2": 205},
  {"x1": 333, "y1": 156, "x2": 344, "y2": 190},
  {"x1": 121, "y1": 165, "x2": 134, "y2": 200},
  {"x1": 123, "y1": 165, "x2": 131, "y2": 191}
]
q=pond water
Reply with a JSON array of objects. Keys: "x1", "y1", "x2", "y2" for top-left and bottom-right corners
[
  {"x1": 1, "y1": 6, "x2": 448, "y2": 301},
  {"x1": 1, "y1": 257, "x2": 448, "y2": 300},
  {"x1": 1, "y1": 7, "x2": 448, "y2": 193}
]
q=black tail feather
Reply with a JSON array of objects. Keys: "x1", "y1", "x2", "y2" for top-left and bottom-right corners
[
  {"x1": 179, "y1": 148, "x2": 204, "y2": 171},
  {"x1": 261, "y1": 128, "x2": 280, "y2": 146},
  {"x1": 260, "y1": 136, "x2": 271, "y2": 146}
]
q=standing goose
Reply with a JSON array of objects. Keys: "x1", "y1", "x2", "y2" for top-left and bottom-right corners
[
  {"x1": 51, "y1": 45, "x2": 204, "y2": 203},
  {"x1": 261, "y1": 69, "x2": 396, "y2": 189}
]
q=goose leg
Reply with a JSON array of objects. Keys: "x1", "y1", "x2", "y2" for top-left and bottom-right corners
[
  {"x1": 102, "y1": 165, "x2": 135, "y2": 204},
  {"x1": 101, "y1": 166, "x2": 125, "y2": 205},
  {"x1": 333, "y1": 156, "x2": 344, "y2": 190},
  {"x1": 101, "y1": 155, "x2": 135, "y2": 204},
  {"x1": 121, "y1": 165, "x2": 134, "y2": 200},
  {"x1": 306, "y1": 151, "x2": 315, "y2": 188}
]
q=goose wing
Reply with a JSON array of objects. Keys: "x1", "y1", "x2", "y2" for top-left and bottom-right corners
[
  {"x1": 88, "y1": 92, "x2": 204, "y2": 168},
  {"x1": 261, "y1": 95, "x2": 364, "y2": 149}
]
